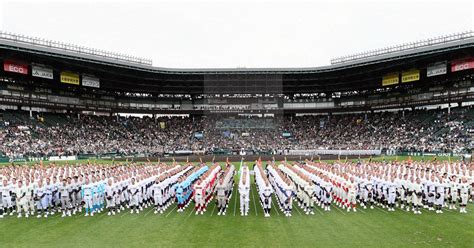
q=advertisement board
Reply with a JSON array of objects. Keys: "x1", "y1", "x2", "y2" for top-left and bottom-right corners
[
  {"x1": 3, "y1": 60, "x2": 28, "y2": 75},
  {"x1": 60, "y1": 72, "x2": 80, "y2": 85}
]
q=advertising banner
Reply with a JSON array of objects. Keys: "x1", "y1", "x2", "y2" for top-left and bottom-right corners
[
  {"x1": 32, "y1": 65, "x2": 53, "y2": 79},
  {"x1": 82, "y1": 75, "x2": 100, "y2": 88},
  {"x1": 60, "y1": 72, "x2": 80, "y2": 85},
  {"x1": 427, "y1": 63, "x2": 447, "y2": 77},
  {"x1": 3, "y1": 60, "x2": 28, "y2": 75},
  {"x1": 401, "y1": 70, "x2": 420, "y2": 83},
  {"x1": 451, "y1": 58, "x2": 474, "y2": 72},
  {"x1": 382, "y1": 73, "x2": 399, "y2": 86}
]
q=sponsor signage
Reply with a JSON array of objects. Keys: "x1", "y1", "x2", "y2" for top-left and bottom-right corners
[
  {"x1": 382, "y1": 73, "x2": 399, "y2": 86},
  {"x1": 60, "y1": 72, "x2": 80, "y2": 85},
  {"x1": 427, "y1": 63, "x2": 447, "y2": 77},
  {"x1": 3, "y1": 60, "x2": 28, "y2": 75},
  {"x1": 82, "y1": 75, "x2": 100, "y2": 88},
  {"x1": 401, "y1": 70, "x2": 420, "y2": 83},
  {"x1": 32, "y1": 65, "x2": 54, "y2": 79},
  {"x1": 451, "y1": 58, "x2": 474, "y2": 72}
]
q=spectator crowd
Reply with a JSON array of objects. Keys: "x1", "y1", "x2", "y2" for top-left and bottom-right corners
[{"x1": 0, "y1": 107, "x2": 472, "y2": 159}]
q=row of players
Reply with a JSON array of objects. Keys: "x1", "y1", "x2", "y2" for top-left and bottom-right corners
[{"x1": 0, "y1": 160, "x2": 473, "y2": 218}]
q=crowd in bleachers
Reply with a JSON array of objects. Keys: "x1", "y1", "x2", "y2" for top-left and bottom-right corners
[{"x1": 0, "y1": 107, "x2": 472, "y2": 158}]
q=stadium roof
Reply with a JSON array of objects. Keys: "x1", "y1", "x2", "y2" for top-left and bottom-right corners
[
  {"x1": 0, "y1": 31, "x2": 473, "y2": 74},
  {"x1": 0, "y1": 31, "x2": 473, "y2": 94}
]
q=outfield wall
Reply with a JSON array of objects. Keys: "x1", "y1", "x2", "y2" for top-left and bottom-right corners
[{"x1": 113, "y1": 154, "x2": 371, "y2": 163}]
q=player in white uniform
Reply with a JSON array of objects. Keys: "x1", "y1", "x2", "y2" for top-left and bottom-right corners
[
  {"x1": 448, "y1": 175, "x2": 459, "y2": 210},
  {"x1": 152, "y1": 177, "x2": 164, "y2": 214},
  {"x1": 238, "y1": 165, "x2": 250, "y2": 216},
  {"x1": 105, "y1": 178, "x2": 116, "y2": 216},
  {"x1": 44, "y1": 178, "x2": 54, "y2": 216},
  {"x1": 1, "y1": 179, "x2": 14, "y2": 217},
  {"x1": 59, "y1": 178, "x2": 72, "y2": 217},
  {"x1": 73, "y1": 176, "x2": 83, "y2": 213},
  {"x1": 411, "y1": 178, "x2": 423, "y2": 214},
  {"x1": 346, "y1": 177, "x2": 357, "y2": 212},
  {"x1": 34, "y1": 180, "x2": 48, "y2": 218},
  {"x1": 434, "y1": 176, "x2": 446, "y2": 214},
  {"x1": 254, "y1": 163, "x2": 273, "y2": 217},
  {"x1": 362, "y1": 176, "x2": 374, "y2": 209},
  {"x1": 459, "y1": 177, "x2": 471, "y2": 213},
  {"x1": 387, "y1": 178, "x2": 397, "y2": 212},
  {"x1": 128, "y1": 178, "x2": 140, "y2": 214},
  {"x1": 193, "y1": 179, "x2": 205, "y2": 215},
  {"x1": 24, "y1": 178, "x2": 35, "y2": 216},
  {"x1": 216, "y1": 177, "x2": 227, "y2": 216},
  {"x1": 14, "y1": 180, "x2": 29, "y2": 218}
]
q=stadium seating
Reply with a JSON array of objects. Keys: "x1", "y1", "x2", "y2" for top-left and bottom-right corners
[{"x1": 0, "y1": 107, "x2": 472, "y2": 159}]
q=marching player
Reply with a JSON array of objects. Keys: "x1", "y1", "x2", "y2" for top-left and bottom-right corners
[
  {"x1": 34, "y1": 180, "x2": 48, "y2": 218},
  {"x1": 1, "y1": 178, "x2": 14, "y2": 217},
  {"x1": 448, "y1": 175, "x2": 459, "y2": 210},
  {"x1": 129, "y1": 178, "x2": 140, "y2": 214},
  {"x1": 73, "y1": 176, "x2": 83, "y2": 213},
  {"x1": 216, "y1": 177, "x2": 227, "y2": 216},
  {"x1": 396, "y1": 174, "x2": 408, "y2": 209},
  {"x1": 262, "y1": 185, "x2": 273, "y2": 217},
  {"x1": 362, "y1": 175, "x2": 374, "y2": 209},
  {"x1": 113, "y1": 177, "x2": 122, "y2": 213},
  {"x1": 14, "y1": 180, "x2": 28, "y2": 218},
  {"x1": 194, "y1": 179, "x2": 205, "y2": 215},
  {"x1": 24, "y1": 178, "x2": 35, "y2": 216},
  {"x1": 152, "y1": 176, "x2": 164, "y2": 214},
  {"x1": 459, "y1": 177, "x2": 471, "y2": 213},
  {"x1": 412, "y1": 177, "x2": 423, "y2": 214},
  {"x1": 51, "y1": 177, "x2": 60, "y2": 214},
  {"x1": 254, "y1": 162, "x2": 273, "y2": 217},
  {"x1": 81, "y1": 177, "x2": 95, "y2": 216},
  {"x1": 321, "y1": 176, "x2": 332, "y2": 211},
  {"x1": 387, "y1": 177, "x2": 397, "y2": 212},
  {"x1": 426, "y1": 175, "x2": 436, "y2": 211},
  {"x1": 346, "y1": 177, "x2": 357, "y2": 212},
  {"x1": 59, "y1": 178, "x2": 72, "y2": 217},
  {"x1": 239, "y1": 165, "x2": 250, "y2": 216},
  {"x1": 105, "y1": 178, "x2": 116, "y2": 216},
  {"x1": 435, "y1": 176, "x2": 446, "y2": 214},
  {"x1": 44, "y1": 178, "x2": 54, "y2": 216},
  {"x1": 216, "y1": 163, "x2": 235, "y2": 216},
  {"x1": 67, "y1": 177, "x2": 78, "y2": 214}
]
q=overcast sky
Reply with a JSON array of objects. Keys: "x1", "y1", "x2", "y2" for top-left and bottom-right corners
[{"x1": 0, "y1": 0, "x2": 472, "y2": 68}]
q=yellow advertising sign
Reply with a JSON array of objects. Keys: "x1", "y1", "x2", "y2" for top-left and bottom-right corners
[
  {"x1": 382, "y1": 73, "x2": 399, "y2": 86},
  {"x1": 401, "y1": 70, "x2": 420, "y2": 83},
  {"x1": 60, "y1": 72, "x2": 80, "y2": 85}
]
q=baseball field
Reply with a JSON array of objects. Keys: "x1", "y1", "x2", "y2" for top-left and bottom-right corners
[{"x1": 0, "y1": 157, "x2": 473, "y2": 248}]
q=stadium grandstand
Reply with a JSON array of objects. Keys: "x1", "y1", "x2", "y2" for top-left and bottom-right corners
[{"x1": 0, "y1": 31, "x2": 473, "y2": 162}]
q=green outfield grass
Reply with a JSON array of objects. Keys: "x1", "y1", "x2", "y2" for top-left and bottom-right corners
[{"x1": 0, "y1": 159, "x2": 472, "y2": 248}]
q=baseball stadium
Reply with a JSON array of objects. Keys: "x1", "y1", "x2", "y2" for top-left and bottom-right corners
[{"x1": 1, "y1": 7, "x2": 474, "y2": 248}]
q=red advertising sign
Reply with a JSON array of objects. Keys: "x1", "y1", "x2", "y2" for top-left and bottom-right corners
[
  {"x1": 451, "y1": 58, "x2": 474, "y2": 72},
  {"x1": 3, "y1": 60, "x2": 28, "y2": 75}
]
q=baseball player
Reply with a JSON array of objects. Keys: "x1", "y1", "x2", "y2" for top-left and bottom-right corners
[
  {"x1": 1, "y1": 178, "x2": 14, "y2": 217},
  {"x1": 105, "y1": 178, "x2": 116, "y2": 216},
  {"x1": 239, "y1": 165, "x2": 250, "y2": 216},
  {"x1": 81, "y1": 177, "x2": 95, "y2": 216}
]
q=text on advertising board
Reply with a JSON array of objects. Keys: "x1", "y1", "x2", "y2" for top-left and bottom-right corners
[
  {"x1": 60, "y1": 72, "x2": 80, "y2": 85},
  {"x1": 3, "y1": 61, "x2": 28, "y2": 75}
]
